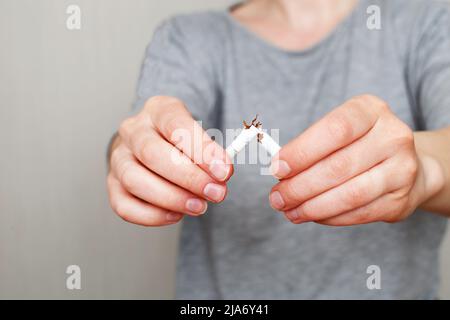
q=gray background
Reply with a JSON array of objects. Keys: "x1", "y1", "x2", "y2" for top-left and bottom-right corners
[{"x1": 0, "y1": 0, "x2": 448, "y2": 299}]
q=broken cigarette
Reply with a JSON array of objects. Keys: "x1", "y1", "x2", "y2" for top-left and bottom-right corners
[
  {"x1": 257, "y1": 129, "x2": 281, "y2": 157},
  {"x1": 226, "y1": 115, "x2": 281, "y2": 158}
]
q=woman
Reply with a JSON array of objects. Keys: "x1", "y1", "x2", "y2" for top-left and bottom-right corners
[{"x1": 107, "y1": 0, "x2": 450, "y2": 299}]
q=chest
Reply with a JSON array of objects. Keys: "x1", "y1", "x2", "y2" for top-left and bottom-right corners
[{"x1": 219, "y1": 30, "x2": 416, "y2": 147}]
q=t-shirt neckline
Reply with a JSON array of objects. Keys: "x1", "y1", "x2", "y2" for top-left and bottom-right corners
[{"x1": 222, "y1": 0, "x2": 363, "y2": 56}]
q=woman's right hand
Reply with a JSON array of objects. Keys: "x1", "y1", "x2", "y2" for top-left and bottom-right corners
[{"x1": 107, "y1": 96, "x2": 233, "y2": 226}]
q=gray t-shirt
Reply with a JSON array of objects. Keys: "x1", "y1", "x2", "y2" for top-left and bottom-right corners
[{"x1": 133, "y1": 0, "x2": 450, "y2": 299}]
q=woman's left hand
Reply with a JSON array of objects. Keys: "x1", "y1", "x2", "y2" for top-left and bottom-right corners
[{"x1": 269, "y1": 94, "x2": 436, "y2": 226}]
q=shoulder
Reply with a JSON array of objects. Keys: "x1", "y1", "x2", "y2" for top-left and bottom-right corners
[
  {"x1": 145, "y1": 11, "x2": 229, "y2": 81},
  {"x1": 372, "y1": 0, "x2": 450, "y2": 59},
  {"x1": 383, "y1": 0, "x2": 449, "y2": 30},
  {"x1": 169, "y1": 11, "x2": 229, "y2": 30}
]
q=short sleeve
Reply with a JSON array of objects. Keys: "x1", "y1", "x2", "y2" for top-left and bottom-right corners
[
  {"x1": 132, "y1": 17, "x2": 220, "y2": 126},
  {"x1": 409, "y1": 3, "x2": 450, "y2": 130}
]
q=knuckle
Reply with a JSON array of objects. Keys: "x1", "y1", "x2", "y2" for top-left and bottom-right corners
[
  {"x1": 140, "y1": 138, "x2": 156, "y2": 167},
  {"x1": 391, "y1": 156, "x2": 418, "y2": 188},
  {"x1": 111, "y1": 149, "x2": 132, "y2": 179},
  {"x1": 138, "y1": 212, "x2": 163, "y2": 227},
  {"x1": 383, "y1": 213, "x2": 403, "y2": 224},
  {"x1": 184, "y1": 169, "x2": 202, "y2": 193},
  {"x1": 119, "y1": 162, "x2": 138, "y2": 191},
  {"x1": 344, "y1": 184, "x2": 367, "y2": 208},
  {"x1": 147, "y1": 95, "x2": 182, "y2": 108},
  {"x1": 353, "y1": 208, "x2": 373, "y2": 224},
  {"x1": 110, "y1": 198, "x2": 126, "y2": 220},
  {"x1": 118, "y1": 210, "x2": 133, "y2": 224},
  {"x1": 382, "y1": 200, "x2": 407, "y2": 223},
  {"x1": 390, "y1": 120, "x2": 414, "y2": 143},
  {"x1": 163, "y1": 96, "x2": 184, "y2": 108},
  {"x1": 292, "y1": 218, "x2": 305, "y2": 225},
  {"x1": 347, "y1": 95, "x2": 367, "y2": 110},
  {"x1": 372, "y1": 98, "x2": 389, "y2": 112},
  {"x1": 327, "y1": 114, "x2": 353, "y2": 143},
  {"x1": 109, "y1": 147, "x2": 123, "y2": 171},
  {"x1": 389, "y1": 137, "x2": 414, "y2": 157},
  {"x1": 144, "y1": 96, "x2": 161, "y2": 112},
  {"x1": 148, "y1": 96, "x2": 186, "y2": 125},
  {"x1": 168, "y1": 192, "x2": 189, "y2": 209},
  {"x1": 164, "y1": 114, "x2": 182, "y2": 137},
  {"x1": 292, "y1": 146, "x2": 309, "y2": 167},
  {"x1": 405, "y1": 130, "x2": 415, "y2": 146},
  {"x1": 399, "y1": 128, "x2": 415, "y2": 148},
  {"x1": 384, "y1": 120, "x2": 413, "y2": 150},
  {"x1": 397, "y1": 197, "x2": 411, "y2": 213},
  {"x1": 113, "y1": 202, "x2": 124, "y2": 217},
  {"x1": 283, "y1": 180, "x2": 303, "y2": 204},
  {"x1": 391, "y1": 185, "x2": 412, "y2": 200},
  {"x1": 118, "y1": 117, "x2": 136, "y2": 139},
  {"x1": 326, "y1": 154, "x2": 352, "y2": 181},
  {"x1": 165, "y1": 117, "x2": 192, "y2": 144},
  {"x1": 381, "y1": 214, "x2": 396, "y2": 223},
  {"x1": 402, "y1": 157, "x2": 418, "y2": 180},
  {"x1": 353, "y1": 94, "x2": 389, "y2": 111},
  {"x1": 145, "y1": 95, "x2": 173, "y2": 113},
  {"x1": 299, "y1": 205, "x2": 315, "y2": 221}
]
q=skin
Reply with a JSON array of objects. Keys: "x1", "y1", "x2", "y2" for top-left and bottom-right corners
[
  {"x1": 269, "y1": 95, "x2": 449, "y2": 226},
  {"x1": 108, "y1": 96, "x2": 233, "y2": 226},
  {"x1": 107, "y1": 0, "x2": 450, "y2": 227}
]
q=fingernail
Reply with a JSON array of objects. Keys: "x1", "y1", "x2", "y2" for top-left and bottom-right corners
[
  {"x1": 269, "y1": 191, "x2": 285, "y2": 210},
  {"x1": 286, "y1": 208, "x2": 300, "y2": 221},
  {"x1": 185, "y1": 198, "x2": 207, "y2": 215},
  {"x1": 166, "y1": 212, "x2": 183, "y2": 222},
  {"x1": 270, "y1": 160, "x2": 291, "y2": 179},
  {"x1": 203, "y1": 183, "x2": 226, "y2": 202},
  {"x1": 209, "y1": 159, "x2": 230, "y2": 181}
]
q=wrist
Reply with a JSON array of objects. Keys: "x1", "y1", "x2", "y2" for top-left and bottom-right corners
[{"x1": 413, "y1": 134, "x2": 446, "y2": 210}]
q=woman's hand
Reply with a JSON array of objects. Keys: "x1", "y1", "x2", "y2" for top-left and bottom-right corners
[
  {"x1": 107, "y1": 96, "x2": 232, "y2": 227},
  {"x1": 269, "y1": 95, "x2": 445, "y2": 226}
]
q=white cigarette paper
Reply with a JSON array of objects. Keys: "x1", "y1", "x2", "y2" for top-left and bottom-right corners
[
  {"x1": 226, "y1": 126, "x2": 260, "y2": 158},
  {"x1": 226, "y1": 125, "x2": 281, "y2": 158},
  {"x1": 258, "y1": 131, "x2": 281, "y2": 157}
]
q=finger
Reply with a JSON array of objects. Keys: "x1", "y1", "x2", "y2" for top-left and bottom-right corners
[
  {"x1": 107, "y1": 174, "x2": 183, "y2": 226},
  {"x1": 315, "y1": 193, "x2": 407, "y2": 226},
  {"x1": 270, "y1": 122, "x2": 398, "y2": 211},
  {"x1": 284, "y1": 156, "x2": 404, "y2": 223},
  {"x1": 121, "y1": 129, "x2": 227, "y2": 203},
  {"x1": 271, "y1": 95, "x2": 387, "y2": 179},
  {"x1": 111, "y1": 149, "x2": 208, "y2": 216},
  {"x1": 147, "y1": 96, "x2": 232, "y2": 181}
]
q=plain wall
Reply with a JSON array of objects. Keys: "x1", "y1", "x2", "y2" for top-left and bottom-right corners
[{"x1": 0, "y1": 0, "x2": 448, "y2": 299}]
